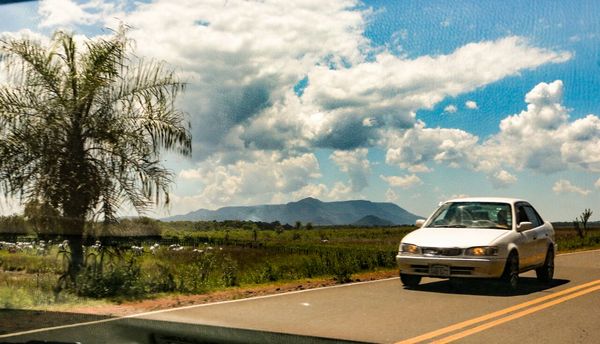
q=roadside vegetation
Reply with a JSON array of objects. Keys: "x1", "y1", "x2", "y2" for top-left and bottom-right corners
[{"x1": 1, "y1": 218, "x2": 599, "y2": 309}]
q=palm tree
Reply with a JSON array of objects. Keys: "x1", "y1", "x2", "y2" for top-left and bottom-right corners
[{"x1": 0, "y1": 28, "x2": 191, "y2": 278}]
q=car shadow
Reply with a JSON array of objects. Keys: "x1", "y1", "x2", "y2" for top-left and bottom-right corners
[{"x1": 406, "y1": 277, "x2": 570, "y2": 296}]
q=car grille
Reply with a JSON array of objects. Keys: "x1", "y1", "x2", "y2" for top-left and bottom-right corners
[
  {"x1": 409, "y1": 264, "x2": 475, "y2": 275},
  {"x1": 450, "y1": 266, "x2": 475, "y2": 275},
  {"x1": 421, "y1": 247, "x2": 463, "y2": 256}
]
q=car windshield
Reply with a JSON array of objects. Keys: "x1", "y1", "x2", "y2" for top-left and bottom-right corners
[{"x1": 426, "y1": 202, "x2": 512, "y2": 230}]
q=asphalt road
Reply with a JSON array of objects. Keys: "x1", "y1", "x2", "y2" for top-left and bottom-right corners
[{"x1": 2, "y1": 249, "x2": 599, "y2": 344}]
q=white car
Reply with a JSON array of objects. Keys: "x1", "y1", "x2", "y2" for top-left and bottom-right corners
[{"x1": 396, "y1": 197, "x2": 555, "y2": 290}]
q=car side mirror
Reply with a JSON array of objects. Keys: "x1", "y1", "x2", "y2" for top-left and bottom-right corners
[
  {"x1": 416, "y1": 219, "x2": 426, "y2": 228},
  {"x1": 517, "y1": 221, "x2": 533, "y2": 232}
]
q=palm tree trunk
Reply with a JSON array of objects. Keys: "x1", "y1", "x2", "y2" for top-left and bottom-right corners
[{"x1": 66, "y1": 234, "x2": 84, "y2": 279}]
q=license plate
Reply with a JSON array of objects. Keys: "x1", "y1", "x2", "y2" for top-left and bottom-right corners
[{"x1": 429, "y1": 264, "x2": 450, "y2": 277}]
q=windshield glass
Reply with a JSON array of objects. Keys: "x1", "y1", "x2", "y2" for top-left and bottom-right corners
[{"x1": 426, "y1": 202, "x2": 512, "y2": 229}]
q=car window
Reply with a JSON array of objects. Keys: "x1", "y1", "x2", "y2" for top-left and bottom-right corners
[
  {"x1": 524, "y1": 206, "x2": 542, "y2": 227},
  {"x1": 516, "y1": 205, "x2": 530, "y2": 224},
  {"x1": 426, "y1": 202, "x2": 512, "y2": 229}
]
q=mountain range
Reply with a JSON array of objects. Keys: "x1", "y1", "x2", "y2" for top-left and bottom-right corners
[{"x1": 162, "y1": 197, "x2": 420, "y2": 226}]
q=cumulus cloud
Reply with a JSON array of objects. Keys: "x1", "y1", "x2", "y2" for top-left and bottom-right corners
[
  {"x1": 385, "y1": 188, "x2": 399, "y2": 202},
  {"x1": 465, "y1": 100, "x2": 478, "y2": 109},
  {"x1": 489, "y1": 170, "x2": 517, "y2": 188},
  {"x1": 170, "y1": 152, "x2": 321, "y2": 211},
  {"x1": 20, "y1": 1, "x2": 585, "y2": 210},
  {"x1": 32, "y1": 2, "x2": 574, "y2": 164},
  {"x1": 552, "y1": 179, "x2": 590, "y2": 196},
  {"x1": 120, "y1": 0, "x2": 370, "y2": 157},
  {"x1": 380, "y1": 174, "x2": 423, "y2": 189},
  {"x1": 478, "y1": 80, "x2": 600, "y2": 173},
  {"x1": 60, "y1": 0, "x2": 569, "y2": 157},
  {"x1": 300, "y1": 36, "x2": 570, "y2": 149},
  {"x1": 444, "y1": 104, "x2": 457, "y2": 113},
  {"x1": 385, "y1": 81, "x2": 600, "y2": 185},
  {"x1": 384, "y1": 122, "x2": 479, "y2": 170},
  {"x1": 38, "y1": 0, "x2": 122, "y2": 28},
  {"x1": 178, "y1": 169, "x2": 203, "y2": 181},
  {"x1": 595, "y1": 178, "x2": 600, "y2": 189},
  {"x1": 330, "y1": 148, "x2": 371, "y2": 192}
]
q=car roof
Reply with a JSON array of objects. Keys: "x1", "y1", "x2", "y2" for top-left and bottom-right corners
[{"x1": 444, "y1": 197, "x2": 527, "y2": 205}]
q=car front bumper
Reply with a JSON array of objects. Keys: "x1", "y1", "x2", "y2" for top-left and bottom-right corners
[{"x1": 396, "y1": 254, "x2": 507, "y2": 278}]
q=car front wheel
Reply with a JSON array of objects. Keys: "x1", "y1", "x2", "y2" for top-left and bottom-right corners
[
  {"x1": 536, "y1": 247, "x2": 554, "y2": 283},
  {"x1": 400, "y1": 272, "x2": 421, "y2": 288},
  {"x1": 501, "y1": 252, "x2": 519, "y2": 292}
]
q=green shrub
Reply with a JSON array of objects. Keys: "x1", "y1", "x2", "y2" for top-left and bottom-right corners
[{"x1": 75, "y1": 258, "x2": 145, "y2": 298}]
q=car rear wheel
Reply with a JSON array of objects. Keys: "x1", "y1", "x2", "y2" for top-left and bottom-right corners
[
  {"x1": 501, "y1": 252, "x2": 519, "y2": 292},
  {"x1": 400, "y1": 272, "x2": 421, "y2": 288},
  {"x1": 536, "y1": 247, "x2": 554, "y2": 283}
]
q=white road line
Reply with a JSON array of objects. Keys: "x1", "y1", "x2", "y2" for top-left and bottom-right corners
[
  {"x1": 0, "y1": 277, "x2": 398, "y2": 338},
  {"x1": 557, "y1": 247, "x2": 600, "y2": 256}
]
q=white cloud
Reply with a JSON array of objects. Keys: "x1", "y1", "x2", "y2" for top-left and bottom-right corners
[
  {"x1": 299, "y1": 36, "x2": 570, "y2": 149},
  {"x1": 327, "y1": 182, "x2": 354, "y2": 199},
  {"x1": 444, "y1": 104, "x2": 457, "y2": 113},
  {"x1": 168, "y1": 152, "x2": 321, "y2": 212},
  {"x1": 465, "y1": 100, "x2": 478, "y2": 109},
  {"x1": 385, "y1": 81, "x2": 600, "y2": 190},
  {"x1": 478, "y1": 80, "x2": 600, "y2": 173},
  {"x1": 330, "y1": 148, "x2": 371, "y2": 192},
  {"x1": 552, "y1": 179, "x2": 590, "y2": 196},
  {"x1": 380, "y1": 174, "x2": 423, "y2": 189},
  {"x1": 407, "y1": 164, "x2": 433, "y2": 173},
  {"x1": 384, "y1": 122, "x2": 479, "y2": 169},
  {"x1": 122, "y1": 0, "x2": 370, "y2": 156},
  {"x1": 178, "y1": 169, "x2": 203, "y2": 180},
  {"x1": 33, "y1": 2, "x2": 573, "y2": 164},
  {"x1": 385, "y1": 188, "x2": 399, "y2": 202},
  {"x1": 489, "y1": 170, "x2": 517, "y2": 188},
  {"x1": 595, "y1": 178, "x2": 600, "y2": 189},
  {"x1": 291, "y1": 183, "x2": 328, "y2": 200},
  {"x1": 38, "y1": 0, "x2": 121, "y2": 28},
  {"x1": 8, "y1": 1, "x2": 585, "y2": 213}
]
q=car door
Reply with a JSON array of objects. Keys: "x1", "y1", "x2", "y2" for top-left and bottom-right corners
[
  {"x1": 523, "y1": 204, "x2": 547, "y2": 266},
  {"x1": 515, "y1": 203, "x2": 538, "y2": 269}
]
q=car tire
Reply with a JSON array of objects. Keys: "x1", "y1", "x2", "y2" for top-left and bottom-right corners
[
  {"x1": 501, "y1": 252, "x2": 519, "y2": 292},
  {"x1": 536, "y1": 247, "x2": 554, "y2": 283},
  {"x1": 400, "y1": 272, "x2": 421, "y2": 288}
]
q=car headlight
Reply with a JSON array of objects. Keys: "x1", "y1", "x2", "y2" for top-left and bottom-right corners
[
  {"x1": 464, "y1": 246, "x2": 498, "y2": 256},
  {"x1": 400, "y1": 243, "x2": 421, "y2": 254}
]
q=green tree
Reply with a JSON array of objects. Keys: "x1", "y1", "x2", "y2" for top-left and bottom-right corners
[
  {"x1": 0, "y1": 214, "x2": 29, "y2": 235},
  {"x1": 24, "y1": 199, "x2": 61, "y2": 238},
  {"x1": 0, "y1": 29, "x2": 191, "y2": 278}
]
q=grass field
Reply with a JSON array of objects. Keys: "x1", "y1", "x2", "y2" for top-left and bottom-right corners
[{"x1": 1, "y1": 225, "x2": 599, "y2": 310}]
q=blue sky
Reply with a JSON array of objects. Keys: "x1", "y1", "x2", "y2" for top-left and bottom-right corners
[{"x1": 0, "y1": 0, "x2": 599, "y2": 221}]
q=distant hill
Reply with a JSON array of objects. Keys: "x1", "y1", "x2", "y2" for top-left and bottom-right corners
[
  {"x1": 162, "y1": 197, "x2": 420, "y2": 225},
  {"x1": 352, "y1": 215, "x2": 395, "y2": 227}
]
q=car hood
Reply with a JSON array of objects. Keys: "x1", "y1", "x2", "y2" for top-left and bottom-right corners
[{"x1": 402, "y1": 227, "x2": 510, "y2": 248}]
